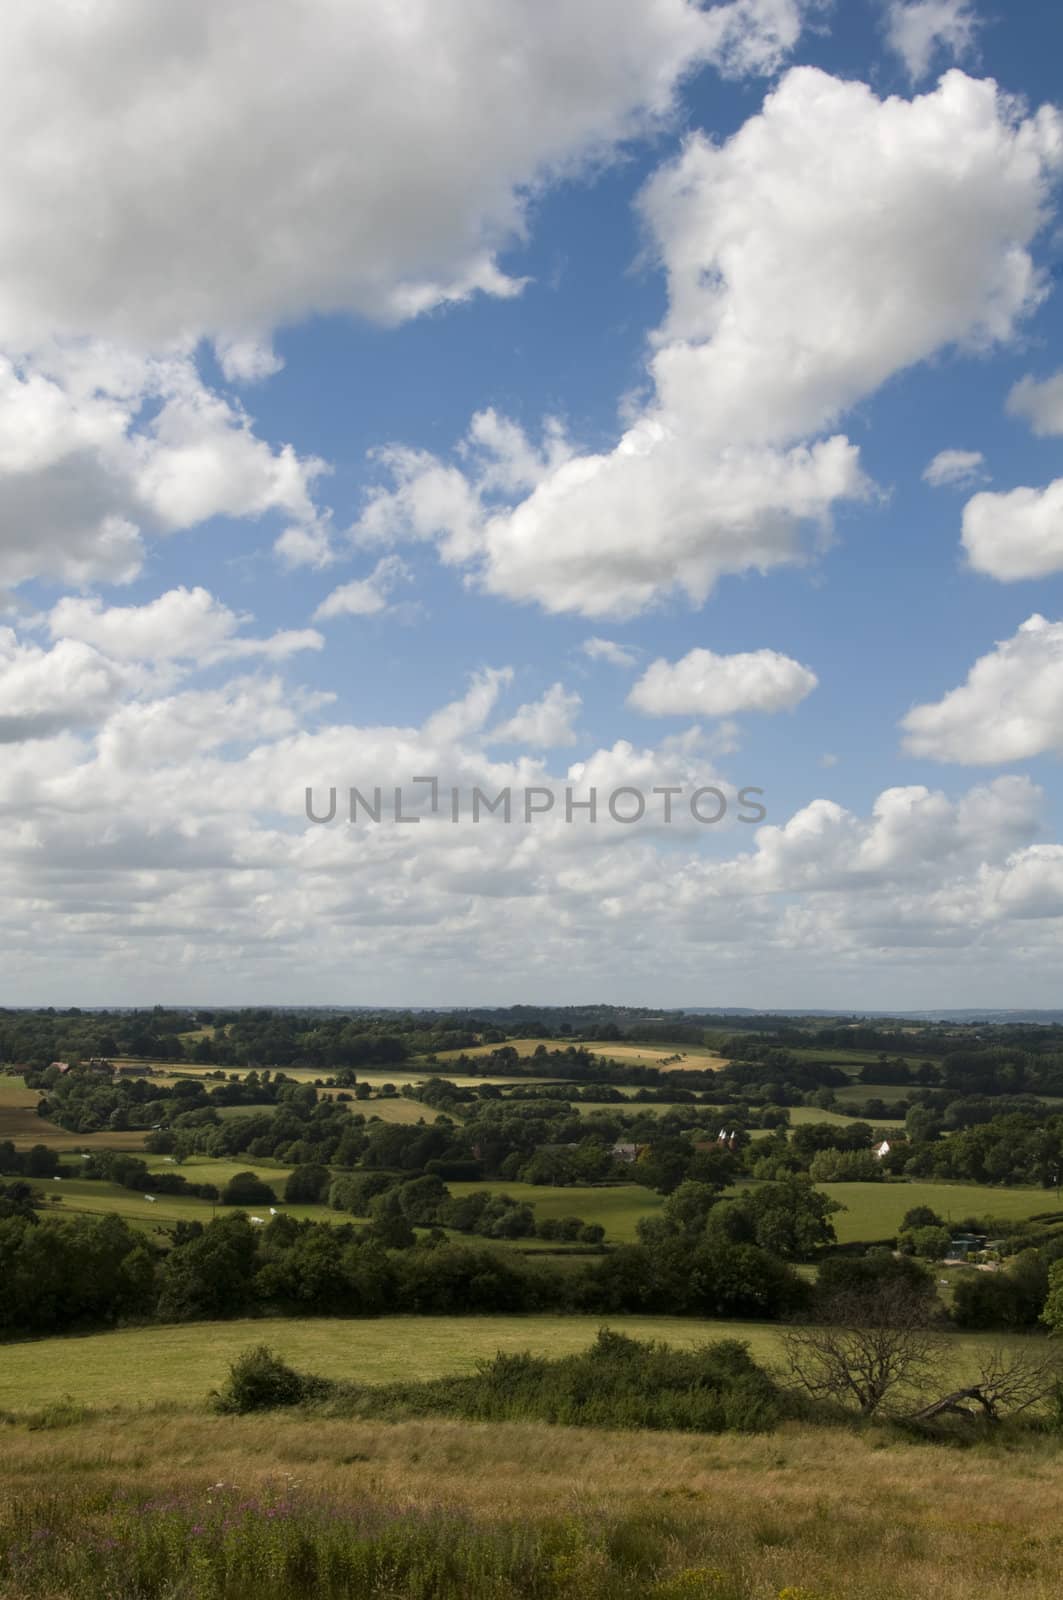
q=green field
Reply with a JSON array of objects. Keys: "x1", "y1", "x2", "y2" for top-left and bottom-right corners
[
  {"x1": 823, "y1": 1181, "x2": 1062, "y2": 1243},
  {"x1": 832, "y1": 1081, "x2": 914, "y2": 1106},
  {"x1": 447, "y1": 1180, "x2": 663, "y2": 1241},
  {"x1": 788, "y1": 1047, "x2": 931, "y2": 1070},
  {"x1": 0, "y1": 1313, "x2": 1042, "y2": 1415},
  {"x1": 787, "y1": 1104, "x2": 907, "y2": 1129}
]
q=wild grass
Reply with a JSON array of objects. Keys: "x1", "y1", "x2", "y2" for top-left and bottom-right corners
[{"x1": 2, "y1": 1407, "x2": 1063, "y2": 1598}]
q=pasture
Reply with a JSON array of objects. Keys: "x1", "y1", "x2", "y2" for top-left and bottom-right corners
[
  {"x1": 787, "y1": 1104, "x2": 906, "y2": 1129},
  {"x1": 823, "y1": 1180, "x2": 1062, "y2": 1244},
  {"x1": 0, "y1": 1312, "x2": 1042, "y2": 1414},
  {"x1": 447, "y1": 1180, "x2": 663, "y2": 1241}
]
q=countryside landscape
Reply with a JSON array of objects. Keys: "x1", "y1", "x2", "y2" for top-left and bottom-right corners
[
  {"x1": 6, "y1": 0, "x2": 1063, "y2": 1594},
  {"x1": 7, "y1": 1005, "x2": 1063, "y2": 1597}
]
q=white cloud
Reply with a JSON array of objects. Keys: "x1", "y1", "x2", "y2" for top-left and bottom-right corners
[
  {"x1": 884, "y1": 1, "x2": 980, "y2": 81},
  {"x1": 962, "y1": 479, "x2": 1063, "y2": 580},
  {"x1": 313, "y1": 558, "x2": 411, "y2": 621},
  {"x1": 582, "y1": 638, "x2": 639, "y2": 668},
  {"x1": 0, "y1": 0, "x2": 813, "y2": 353},
  {"x1": 0, "y1": 632, "x2": 130, "y2": 743},
  {"x1": 1007, "y1": 370, "x2": 1063, "y2": 437},
  {"x1": 2, "y1": 637, "x2": 1061, "y2": 1001},
  {"x1": 353, "y1": 70, "x2": 1061, "y2": 617},
  {"x1": 923, "y1": 448, "x2": 987, "y2": 488},
  {"x1": 489, "y1": 683, "x2": 582, "y2": 748},
  {"x1": 0, "y1": 350, "x2": 328, "y2": 590},
  {"x1": 902, "y1": 615, "x2": 1063, "y2": 763},
  {"x1": 628, "y1": 646, "x2": 817, "y2": 716},
  {"x1": 49, "y1": 587, "x2": 322, "y2": 667}
]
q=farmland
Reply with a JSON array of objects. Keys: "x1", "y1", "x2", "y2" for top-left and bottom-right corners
[{"x1": 827, "y1": 1180, "x2": 1063, "y2": 1244}]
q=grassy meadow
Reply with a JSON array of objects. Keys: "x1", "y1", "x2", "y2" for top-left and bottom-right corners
[
  {"x1": 4, "y1": 1331, "x2": 1063, "y2": 1598},
  {"x1": 0, "y1": 1311, "x2": 1048, "y2": 1414},
  {"x1": 826, "y1": 1181, "x2": 1063, "y2": 1244},
  {"x1": 4, "y1": 1414, "x2": 1063, "y2": 1600}
]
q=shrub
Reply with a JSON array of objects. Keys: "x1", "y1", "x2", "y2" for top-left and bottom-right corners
[{"x1": 210, "y1": 1345, "x2": 333, "y2": 1413}]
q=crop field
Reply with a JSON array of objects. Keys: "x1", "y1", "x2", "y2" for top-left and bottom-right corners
[
  {"x1": 583, "y1": 1041, "x2": 729, "y2": 1069},
  {"x1": 432, "y1": 1037, "x2": 574, "y2": 1060},
  {"x1": 822, "y1": 1180, "x2": 1063, "y2": 1244},
  {"x1": 0, "y1": 1083, "x2": 149, "y2": 1152},
  {"x1": 153, "y1": 1063, "x2": 560, "y2": 1090},
  {"x1": 0, "y1": 1312, "x2": 1041, "y2": 1414}
]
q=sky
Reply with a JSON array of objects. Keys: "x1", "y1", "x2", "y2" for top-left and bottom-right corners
[{"x1": 3, "y1": 0, "x2": 1063, "y2": 1009}]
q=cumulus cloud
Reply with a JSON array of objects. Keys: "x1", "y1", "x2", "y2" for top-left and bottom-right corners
[
  {"x1": 582, "y1": 638, "x2": 639, "y2": 668},
  {"x1": 962, "y1": 479, "x2": 1063, "y2": 580},
  {"x1": 902, "y1": 614, "x2": 1063, "y2": 763},
  {"x1": 628, "y1": 646, "x2": 817, "y2": 716},
  {"x1": 884, "y1": 0, "x2": 980, "y2": 81},
  {"x1": 1007, "y1": 370, "x2": 1063, "y2": 437},
  {"x1": 0, "y1": 350, "x2": 328, "y2": 590},
  {"x1": 313, "y1": 558, "x2": 412, "y2": 621},
  {"x1": 923, "y1": 448, "x2": 988, "y2": 488},
  {"x1": 0, "y1": 0, "x2": 813, "y2": 353},
  {"x1": 2, "y1": 637, "x2": 1061, "y2": 1001},
  {"x1": 0, "y1": 632, "x2": 129, "y2": 743},
  {"x1": 488, "y1": 683, "x2": 582, "y2": 748},
  {"x1": 48, "y1": 587, "x2": 322, "y2": 666},
  {"x1": 351, "y1": 69, "x2": 1061, "y2": 617}
]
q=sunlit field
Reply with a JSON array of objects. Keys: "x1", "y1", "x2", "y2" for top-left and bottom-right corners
[{"x1": 0, "y1": 1313, "x2": 1043, "y2": 1414}]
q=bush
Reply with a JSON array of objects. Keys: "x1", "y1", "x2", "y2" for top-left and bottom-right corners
[
  {"x1": 336, "y1": 1329, "x2": 781, "y2": 1433},
  {"x1": 210, "y1": 1345, "x2": 333, "y2": 1413}
]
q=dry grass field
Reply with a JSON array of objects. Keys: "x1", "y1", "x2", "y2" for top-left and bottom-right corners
[
  {"x1": 0, "y1": 1076, "x2": 149, "y2": 1151},
  {"x1": 3, "y1": 1399, "x2": 1063, "y2": 1597}
]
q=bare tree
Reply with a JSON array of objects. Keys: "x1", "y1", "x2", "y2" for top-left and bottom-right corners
[
  {"x1": 910, "y1": 1346, "x2": 1063, "y2": 1425},
  {"x1": 782, "y1": 1281, "x2": 946, "y2": 1418}
]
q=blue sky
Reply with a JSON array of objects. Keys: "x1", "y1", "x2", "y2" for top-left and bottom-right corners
[{"x1": 2, "y1": 0, "x2": 1063, "y2": 1007}]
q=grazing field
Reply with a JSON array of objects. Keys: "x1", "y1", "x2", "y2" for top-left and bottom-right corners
[
  {"x1": 788, "y1": 1047, "x2": 931, "y2": 1070},
  {"x1": 822, "y1": 1180, "x2": 1063, "y2": 1243},
  {"x1": 832, "y1": 1081, "x2": 914, "y2": 1106},
  {"x1": 0, "y1": 1313, "x2": 1043, "y2": 1414},
  {"x1": 787, "y1": 1104, "x2": 906, "y2": 1129},
  {"x1": 447, "y1": 1180, "x2": 664, "y2": 1241}
]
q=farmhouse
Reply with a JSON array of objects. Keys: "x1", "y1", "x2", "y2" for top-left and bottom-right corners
[
  {"x1": 872, "y1": 1140, "x2": 891, "y2": 1159},
  {"x1": 611, "y1": 1141, "x2": 648, "y2": 1164}
]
